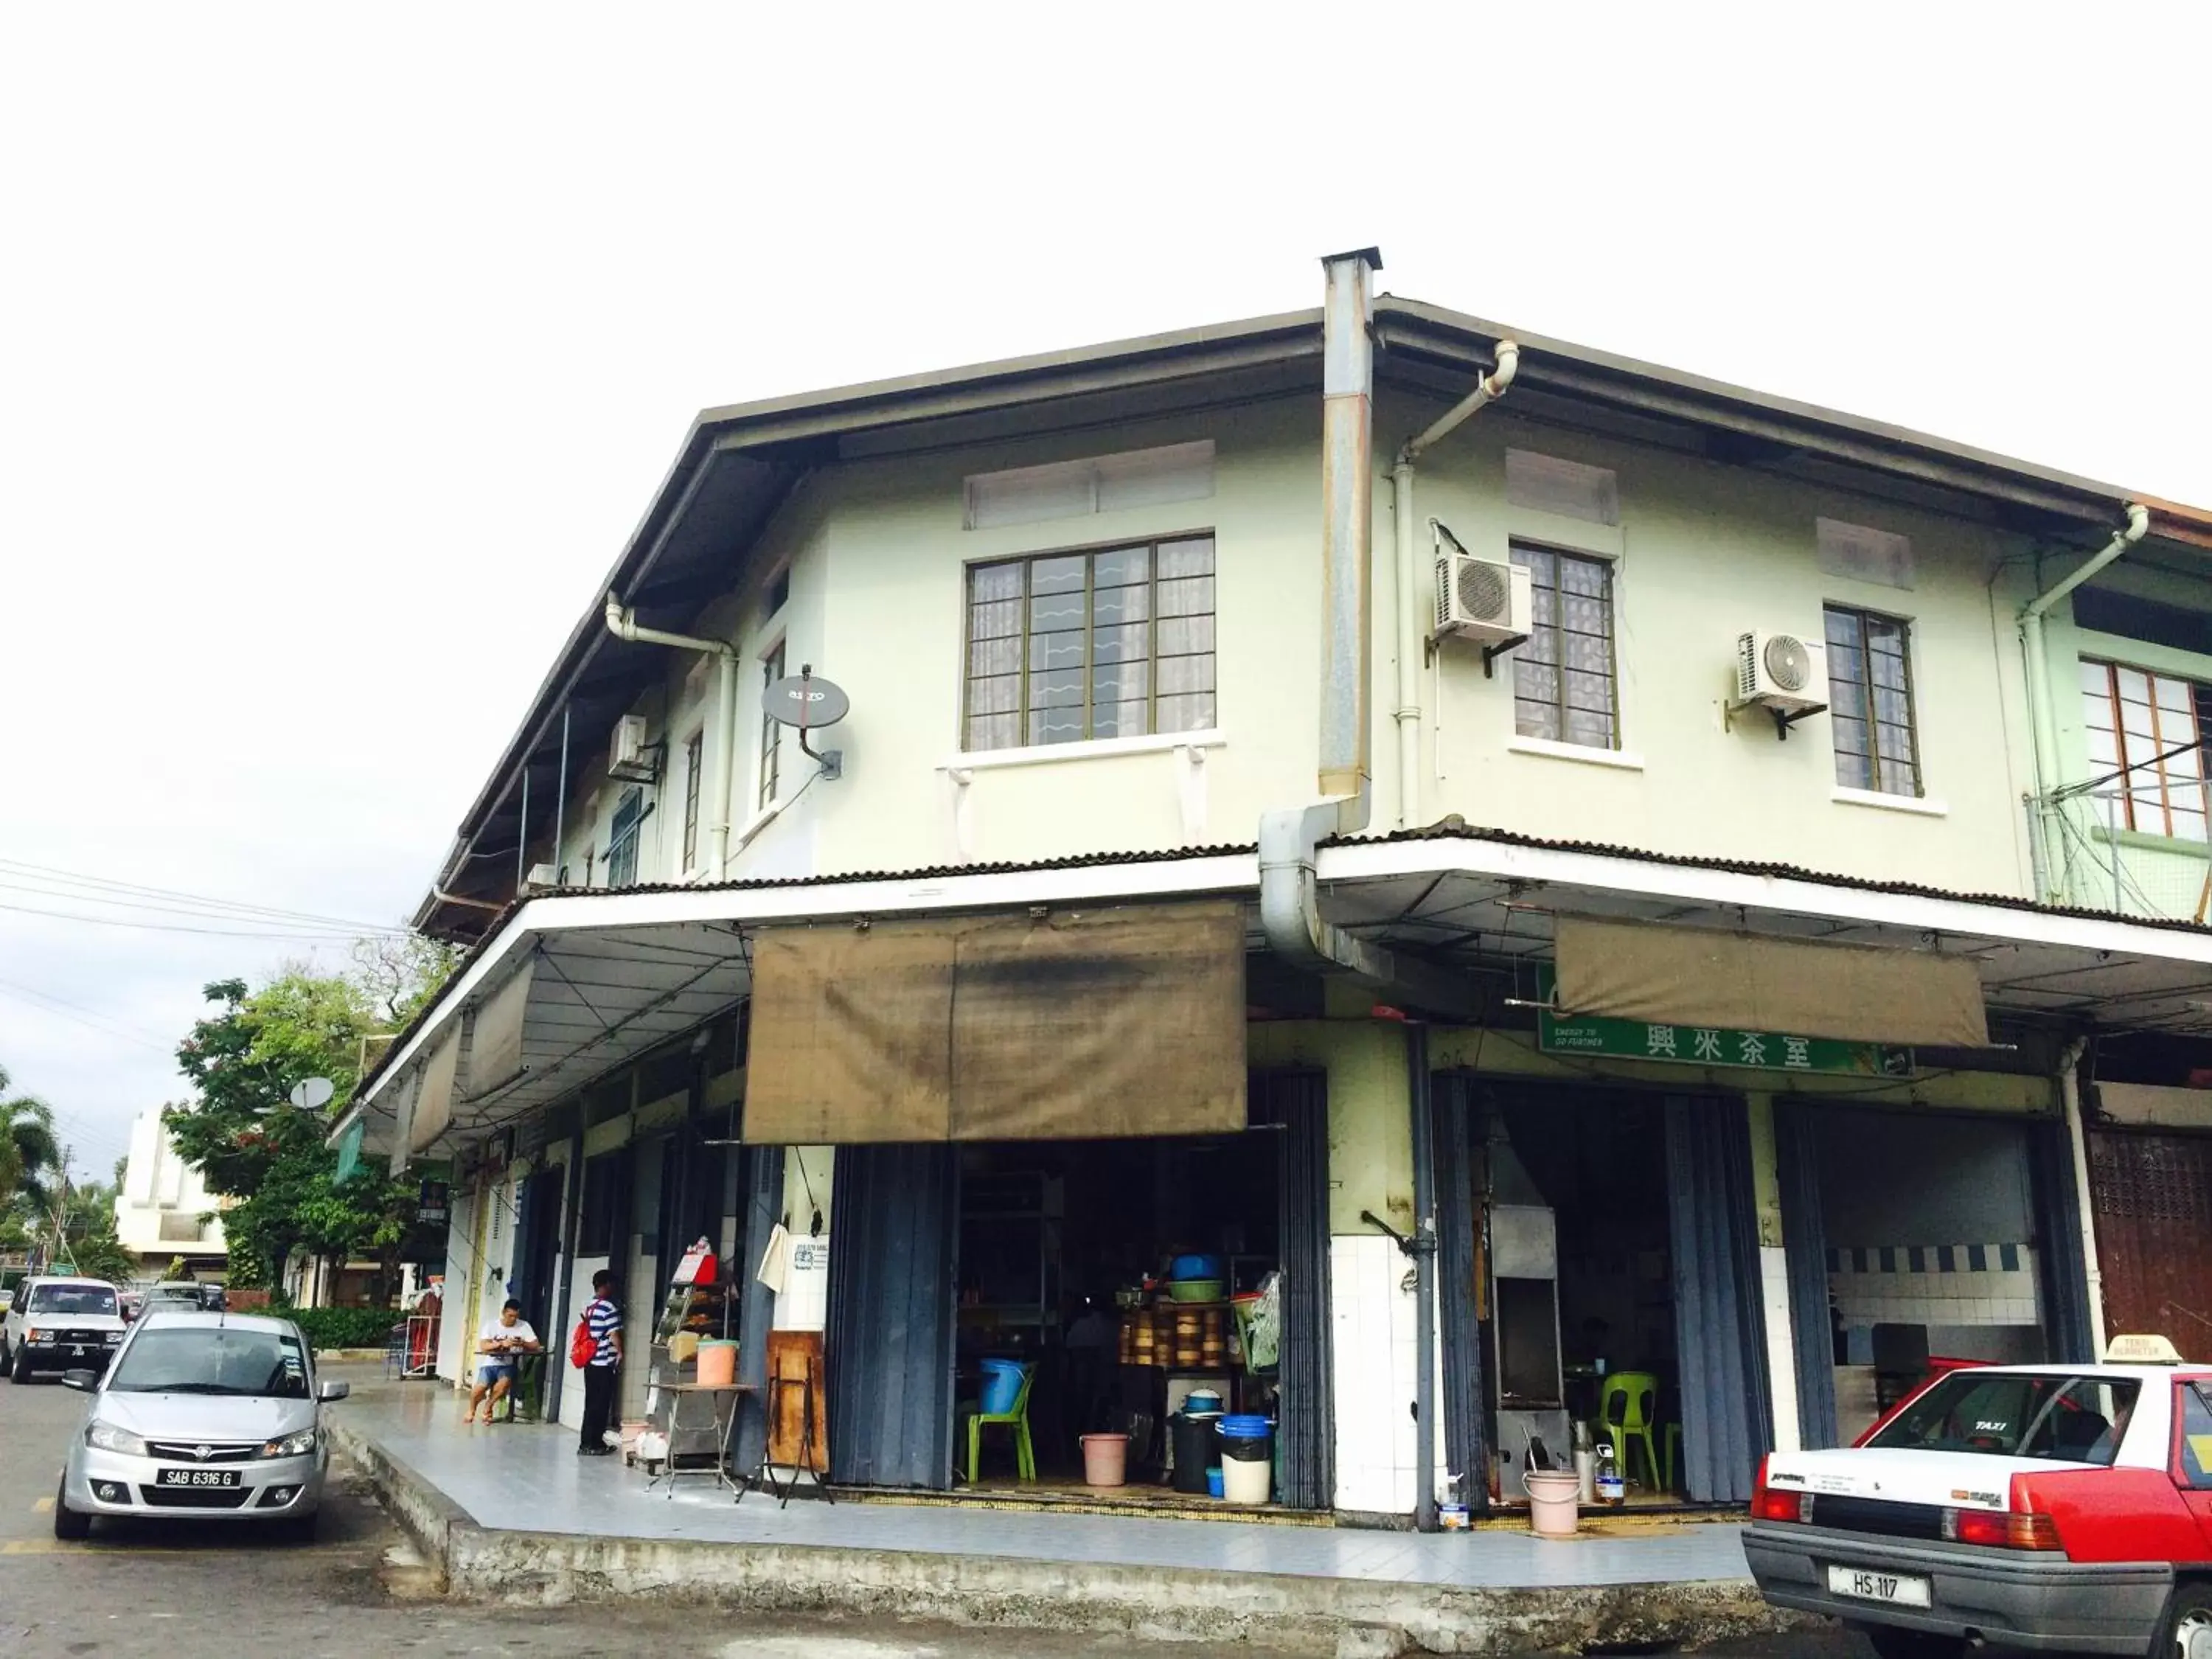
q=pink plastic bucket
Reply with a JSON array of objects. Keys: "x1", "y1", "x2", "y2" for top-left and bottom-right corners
[
  {"x1": 1080, "y1": 1433, "x2": 1129, "y2": 1486},
  {"x1": 1524, "y1": 1469, "x2": 1580, "y2": 1537}
]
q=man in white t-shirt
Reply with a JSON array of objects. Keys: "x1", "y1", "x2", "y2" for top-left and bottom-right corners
[{"x1": 465, "y1": 1298, "x2": 541, "y2": 1425}]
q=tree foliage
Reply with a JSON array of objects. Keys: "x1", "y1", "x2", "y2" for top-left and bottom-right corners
[
  {"x1": 165, "y1": 950, "x2": 453, "y2": 1299},
  {"x1": 52, "y1": 1175, "x2": 134, "y2": 1283},
  {"x1": 0, "y1": 1065, "x2": 63, "y2": 1220}
]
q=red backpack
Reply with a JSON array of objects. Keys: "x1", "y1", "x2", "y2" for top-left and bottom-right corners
[{"x1": 570, "y1": 1313, "x2": 597, "y2": 1369}]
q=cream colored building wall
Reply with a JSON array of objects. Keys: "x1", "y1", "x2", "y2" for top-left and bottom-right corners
[
  {"x1": 1388, "y1": 391, "x2": 2037, "y2": 896},
  {"x1": 686, "y1": 388, "x2": 2039, "y2": 899}
]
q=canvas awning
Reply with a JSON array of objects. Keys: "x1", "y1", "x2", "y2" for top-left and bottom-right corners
[
  {"x1": 743, "y1": 900, "x2": 1248, "y2": 1144},
  {"x1": 466, "y1": 960, "x2": 534, "y2": 1096},
  {"x1": 408, "y1": 1026, "x2": 463, "y2": 1155},
  {"x1": 1552, "y1": 915, "x2": 1989, "y2": 1048}
]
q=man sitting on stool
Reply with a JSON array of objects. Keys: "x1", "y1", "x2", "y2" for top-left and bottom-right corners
[{"x1": 467, "y1": 1298, "x2": 541, "y2": 1425}]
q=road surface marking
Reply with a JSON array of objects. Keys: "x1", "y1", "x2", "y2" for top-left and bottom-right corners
[{"x1": 32, "y1": 1497, "x2": 52, "y2": 1513}]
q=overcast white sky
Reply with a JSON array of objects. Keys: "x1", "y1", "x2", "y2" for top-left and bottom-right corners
[{"x1": 2, "y1": 7, "x2": 2206, "y2": 1180}]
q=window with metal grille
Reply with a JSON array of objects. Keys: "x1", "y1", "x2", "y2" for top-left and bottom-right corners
[
  {"x1": 1509, "y1": 543, "x2": 1617, "y2": 748},
  {"x1": 1826, "y1": 605, "x2": 1921, "y2": 796},
  {"x1": 681, "y1": 731, "x2": 703, "y2": 872},
  {"x1": 963, "y1": 535, "x2": 1216, "y2": 751},
  {"x1": 606, "y1": 785, "x2": 644, "y2": 887},
  {"x1": 758, "y1": 641, "x2": 785, "y2": 808},
  {"x1": 2081, "y1": 660, "x2": 2210, "y2": 842}
]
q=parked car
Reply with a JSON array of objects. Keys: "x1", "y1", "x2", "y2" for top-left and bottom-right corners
[
  {"x1": 53, "y1": 1310, "x2": 347, "y2": 1541},
  {"x1": 140, "y1": 1282, "x2": 224, "y2": 1316},
  {"x1": 1, "y1": 1277, "x2": 126, "y2": 1382},
  {"x1": 1745, "y1": 1334, "x2": 2212, "y2": 1658}
]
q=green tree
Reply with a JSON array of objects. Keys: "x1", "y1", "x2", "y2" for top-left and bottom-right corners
[
  {"x1": 166, "y1": 953, "x2": 451, "y2": 1301},
  {"x1": 0, "y1": 1065, "x2": 63, "y2": 1219},
  {"x1": 52, "y1": 1175, "x2": 134, "y2": 1283}
]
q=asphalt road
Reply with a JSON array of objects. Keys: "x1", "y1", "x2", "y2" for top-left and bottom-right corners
[{"x1": 0, "y1": 1364, "x2": 1864, "y2": 1658}]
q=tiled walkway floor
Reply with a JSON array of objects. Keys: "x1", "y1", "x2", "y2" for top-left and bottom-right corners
[{"x1": 337, "y1": 1382, "x2": 1750, "y2": 1591}]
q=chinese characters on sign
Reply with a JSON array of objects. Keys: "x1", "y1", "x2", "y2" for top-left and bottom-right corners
[{"x1": 1534, "y1": 971, "x2": 1910, "y2": 1077}]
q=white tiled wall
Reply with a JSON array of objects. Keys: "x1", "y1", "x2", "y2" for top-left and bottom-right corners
[
  {"x1": 1830, "y1": 1256, "x2": 2041, "y2": 1327},
  {"x1": 1329, "y1": 1233, "x2": 1450, "y2": 1516}
]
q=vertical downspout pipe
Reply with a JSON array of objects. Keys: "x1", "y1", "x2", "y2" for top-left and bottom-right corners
[
  {"x1": 1260, "y1": 249, "x2": 1397, "y2": 975},
  {"x1": 604, "y1": 595, "x2": 738, "y2": 877},
  {"x1": 554, "y1": 705, "x2": 570, "y2": 880},
  {"x1": 1406, "y1": 1022, "x2": 1439, "y2": 1531},
  {"x1": 2058, "y1": 1037, "x2": 2108, "y2": 1360},
  {"x1": 1390, "y1": 342, "x2": 1519, "y2": 830},
  {"x1": 2019, "y1": 505, "x2": 2149, "y2": 899}
]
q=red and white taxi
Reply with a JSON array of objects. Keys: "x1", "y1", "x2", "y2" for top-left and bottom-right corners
[{"x1": 1745, "y1": 1336, "x2": 2212, "y2": 1658}]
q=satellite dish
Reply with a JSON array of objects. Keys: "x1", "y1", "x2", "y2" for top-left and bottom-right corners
[
  {"x1": 764, "y1": 668, "x2": 849, "y2": 730},
  {"x1": 288, "y1": 1077, "x2": 335, "y2": 1111}
]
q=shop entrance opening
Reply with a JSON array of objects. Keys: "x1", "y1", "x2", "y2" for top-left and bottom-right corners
[
  {"x1": 954, "y1": 1130, "x2": 1285, "y2": 1505},
  {"x1": 1438, "y1": 1077, "x2": 1774, "y2": 1511}
]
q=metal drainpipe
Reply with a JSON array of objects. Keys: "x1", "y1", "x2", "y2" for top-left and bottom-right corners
[
  {"x1": 2019, "y1": 505, "x2": 2149, "y2": 899},
  {"x1": 2057, "y1": 1037, "x2": 2109, "y2": 1360},
  {"x1": 1390, "y1": 344, "x2": 1519, "y2": 830},
  {"x1": 604, "y1": 594, "x2": 739, "y2": 878},
  {"x1": 1262, "y1": 249, "x2": 1466, "y2": 1534},
  {"x1": 1406, "y1": 1022, "x2": 1439, "y2": 1531}
]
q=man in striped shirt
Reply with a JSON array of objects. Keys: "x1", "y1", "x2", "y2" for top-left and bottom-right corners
[{"x1": 578, "y1": 1270, "x2": 622, "y2": 1456}]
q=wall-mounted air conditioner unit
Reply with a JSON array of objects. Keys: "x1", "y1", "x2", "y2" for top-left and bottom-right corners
[
  {"x1": 524, "y1": 863, "x2": 560, "y2": 891},
  {"x1": 1433, "y1": 553, "x2": 1531, "y2": 647},
  {"x1": 1733, "y1": 628, "x2": 1828, "y2": 735},
  {"x1": 608, "y1": 714, "x2": 656, "y2": 782}
]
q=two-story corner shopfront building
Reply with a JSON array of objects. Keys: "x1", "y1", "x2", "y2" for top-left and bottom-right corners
[{"x1": 334, "y1": 249, "x2": 2212, "y2": 1529}]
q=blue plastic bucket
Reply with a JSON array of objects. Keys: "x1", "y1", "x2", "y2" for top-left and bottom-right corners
[
  {"x1": 978, "y1": 1358, "x2": 1027, "y2": 1416},
  {"x1": 1217, "y1": 1413, "x2": 1270, "y2": 1438}
]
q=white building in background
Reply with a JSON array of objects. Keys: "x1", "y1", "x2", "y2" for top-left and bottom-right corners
[{"x1": 114, "y1": 1109, "x2": 227, "y2": 1279}]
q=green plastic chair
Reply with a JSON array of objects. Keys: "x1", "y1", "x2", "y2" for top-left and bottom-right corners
[
  {"x1": 965, "y1": 1363, "x2": 1037, "y2": 1484},
  {"x1": 1599, "y1": 1371, "x2": 1663, "y2": 1492}
]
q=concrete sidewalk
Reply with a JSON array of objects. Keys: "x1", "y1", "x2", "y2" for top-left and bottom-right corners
[{"x1": 331, "y1": 1379, "x2": 1790, "y2": 1656}]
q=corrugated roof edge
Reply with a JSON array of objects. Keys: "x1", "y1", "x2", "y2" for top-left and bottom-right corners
[
  {"x1": 365, "y1": 825, "x2": 2212, "y2": 1109},
  {"x1": 364, "y1": 843, "x2": 1262, "y2": 1101},
  {"x1": 1351, "y1": 821, "x2": 2212, "y2": 937}
]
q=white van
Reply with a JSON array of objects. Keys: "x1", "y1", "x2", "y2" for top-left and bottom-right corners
[{"x1": 1, "y1": 1277, "x2": 128, "y2": 1381}]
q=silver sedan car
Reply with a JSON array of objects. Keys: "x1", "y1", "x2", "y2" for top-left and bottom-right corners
[{"x1": 55, "y1": 1310, "x2": 348, "y2": 1540}]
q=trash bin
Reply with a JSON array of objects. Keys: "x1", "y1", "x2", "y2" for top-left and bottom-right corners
[
  {"x1": 1217, "y1": 1413, "x2": 1273, "y2": 1503},
  {"x1": 1170, "y1": 1411, "x2": 1221, "y2": 1495}
]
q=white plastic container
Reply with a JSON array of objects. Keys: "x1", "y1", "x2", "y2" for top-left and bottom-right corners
[{"x1": 1222, "y1": 1454, "x2": 1271, "y2": 1503}]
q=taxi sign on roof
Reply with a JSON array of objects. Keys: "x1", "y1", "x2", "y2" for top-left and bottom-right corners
[{"x1": 2105, "y1": 1333, "x2": 2185, "y2": 1365}]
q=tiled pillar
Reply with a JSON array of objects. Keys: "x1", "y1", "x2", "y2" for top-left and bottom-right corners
[{"x1": 1745, "y1": 1093, "x2": 1801, "y2": 1453}]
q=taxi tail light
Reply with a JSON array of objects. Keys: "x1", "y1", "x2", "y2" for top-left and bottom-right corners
[
  {"x1": 1749, "y1": 1459, "x2": 1815, "y2": 1525},
  {"x1": 1950, "y1": 1509, "x2": 2061, "y2": 1550},
  {"x1": 1944, "y1": 1478, "x2": 2062, "y2": 1552}
]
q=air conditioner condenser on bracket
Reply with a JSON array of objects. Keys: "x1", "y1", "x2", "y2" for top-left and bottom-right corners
[
  {"x1": 1433, "y1": 552, "x2": 1532, "y2": 647},
  {"x1": 1733, "y1": 627, "x2": 1829, "y2": 736}
]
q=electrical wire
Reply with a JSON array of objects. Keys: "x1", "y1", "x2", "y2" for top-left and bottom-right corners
[
  {"x1": 0, "y1": 899, "x2": 390, "y2": 942},
  {"x1": 0, "y1": 857, "x2": 413, "y2": 935},
  {"x1": 0, "y1": 978, "x2": 174, "y2": 1054}
]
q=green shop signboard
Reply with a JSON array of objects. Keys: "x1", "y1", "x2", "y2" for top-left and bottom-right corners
[{"x1": 1534, "y1": 969, "x2": 1910, "y2": 1078}]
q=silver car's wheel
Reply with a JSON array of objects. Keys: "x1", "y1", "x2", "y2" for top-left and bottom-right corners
[{"x1": 52, "y1": 1477, "x2": 90, "y2": 1541}]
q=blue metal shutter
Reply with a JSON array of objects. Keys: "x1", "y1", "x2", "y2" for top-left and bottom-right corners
[
  {"x1": 825, "y1": 1143, "x2": 959, "y2": 1489},
  {"x1": 1665, "y1": 1095, "x2": 1773, "y2": 1503},
  {"x1": 1255, "y1": 1070, "x2": 1334, "y2": 1512},
  {"x1": 1432, "y1": 1073, "x2": 1488, "y2": 1512},
  {"x1": 1772, "y1": 1102, "x2": 1840, "y2": 1448},
  {"x1": 2026, "y1": 1118, "x2": 2095, "y2": 1363},
  {"x1": 731, "y1": 1144, "x2": 780, "y2": 1475}
]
